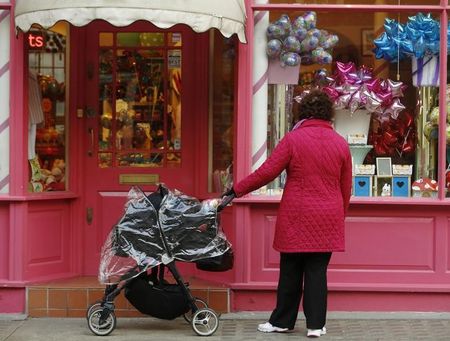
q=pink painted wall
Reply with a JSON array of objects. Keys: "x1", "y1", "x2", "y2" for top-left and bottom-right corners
[
  {"x1": 2, "y1": 0, "x2": 450, "y2": 316},
  {"x1": 0, "y1": 204, "x2": 9, "y2": 280},
  {"x1": 0, "y1": 288, "x2": 25, "y2": 313},
  {"x1": 232, "y1": 290, "x2": 450, "y2": 312},
  {"x1": 229, "y1": 201, "x2": 450, "y2": 311},
  {"x1": 25, "y1": 200, "x2": 73, "y2": 281}
]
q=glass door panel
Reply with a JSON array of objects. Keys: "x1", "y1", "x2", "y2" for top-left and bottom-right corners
[{"x1": 96, "y1": 32, "x2": 182, "y2": 168}]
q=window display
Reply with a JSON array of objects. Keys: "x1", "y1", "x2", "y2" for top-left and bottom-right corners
[
  {"x1": 98, "y1": 32, "x2": 182, "y2": 168},
  {"x1": 27, "y1": 25, "x2": 67, "y2": 192},
  {"x1": 261, "y1": 10, "x2": 449, "y2": 198},
  {"x1": 210, "y1": 32, "x2": 236, "y2": 193}
]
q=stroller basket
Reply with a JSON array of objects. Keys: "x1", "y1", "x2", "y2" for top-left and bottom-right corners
[{"x1": 125, "y1": 272, "x2": 190, "y2": 320}]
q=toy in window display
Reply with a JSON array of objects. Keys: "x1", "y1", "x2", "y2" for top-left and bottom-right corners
[
  {"x1": 381, "y1": 183, "x2": 391, "y2": 197},
  {"x1": 29, "y1": 156, "x2": 66, "y2": 192},
  {"x1": 412, "y1": 178, "x2": 438, "y2": 198}
]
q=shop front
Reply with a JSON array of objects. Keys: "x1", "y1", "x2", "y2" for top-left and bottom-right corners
[
  {"x1": 230, "y1": 0, "x2": 450, "y2": 313},
  {"x1": 0, "y1": 0, "x2": 245, "y2": 314},
  {"x1": 1, "y1": 0, "x2": 450, "y2": 315}
]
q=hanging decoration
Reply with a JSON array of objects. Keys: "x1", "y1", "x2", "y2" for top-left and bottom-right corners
[
  {"x1": 373, "y1": 12, "x2": 446, "y2": 86},
  {"x1": 373, "y1": 13, "x2": 441, "y2": 61},
  {"x1": 266, "y1": 12, "x2": 339, "y2": 67}
]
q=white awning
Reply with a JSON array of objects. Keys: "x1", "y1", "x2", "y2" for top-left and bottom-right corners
[{"x1": 15, "y1": 0, "x2": 247, "y2": 43}]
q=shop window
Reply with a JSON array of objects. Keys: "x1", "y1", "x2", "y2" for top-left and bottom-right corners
[
  {"x1": 27, "y1": 24, "x2": 68, "y2": 192},
  {"x1": 209, "y1": 32, "x2": 236, "y2": 193},
  {"x1": 97, "y1": 32, "x2": 182, "y2": 168},
  {"x1": 255, "y1": 9, "x2": 448, "y2": 199}
]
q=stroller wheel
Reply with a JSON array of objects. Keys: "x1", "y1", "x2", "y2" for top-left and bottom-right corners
[
  {"x1": 86, "y1": 301, "x2": 102, "y2": 320},
  {"x1": 87, "y1": 306, "x2": 116, "y2": 336},
  {"x1": 191, "y1": 308, "x2": 219, "y2": 336},
  {"x1": 183, "y1": 297, "x2": 208, "y2": 323}
]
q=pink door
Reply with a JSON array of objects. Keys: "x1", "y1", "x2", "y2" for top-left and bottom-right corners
[{"x1": 81, "y1": 22, "x2": 207, "y2": 273}]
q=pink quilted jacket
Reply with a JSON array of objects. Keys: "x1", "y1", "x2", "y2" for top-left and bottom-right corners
[{"x1": 234, "y1": 119, "x2": 352, "y2": 252}]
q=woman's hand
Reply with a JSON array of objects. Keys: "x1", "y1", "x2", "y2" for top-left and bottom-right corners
[{"x1": 217, "y1": 188, "x2": 236, "y2": 212}]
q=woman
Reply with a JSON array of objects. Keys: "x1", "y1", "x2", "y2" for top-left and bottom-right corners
[{"x1": 220, "y1": 90, "x2": 352, "y2": 338}]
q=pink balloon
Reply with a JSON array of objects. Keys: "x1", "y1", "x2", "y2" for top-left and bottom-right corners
[
  {"x1": 384, "y1": 98, "x2": 406, "y2": 119},
  {"x1": 365, "y1": 93, "x2": 384, "y2": 114},
  {"x1": 335, "y1": 94, "x2": 351, "y2": 110},
  {"x1": 322, "y1": 86, "x2": 339, "y2": 102},
  {"x1": 378, "y1": 91, "x2": 393, "y2": 107},
  {"x1": 386, "y1": 79, "x2": 406, "y2": 97}
]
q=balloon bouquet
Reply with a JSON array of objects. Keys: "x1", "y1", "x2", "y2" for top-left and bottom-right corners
[
  {"x1": 266, "y1": 12, "x2": 339, "y2": 67},
  {"x1": 373, "y1": 12, "x2": 441, "y2": 62},
  {"x1": 373, "y1": 12, "x2": 444, "y2": 87}
]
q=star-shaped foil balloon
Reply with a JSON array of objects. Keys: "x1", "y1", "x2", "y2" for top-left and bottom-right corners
[
  {"x1": 384, "y1": 98, "x2": 406, "y2": 119},
  {"x1": 386, "y1": 79, "x2": 406, "y2": 97}
]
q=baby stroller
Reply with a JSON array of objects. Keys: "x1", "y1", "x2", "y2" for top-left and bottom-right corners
[{"x1": 86, "y1": 184, "x2": 234, "y2": 337}]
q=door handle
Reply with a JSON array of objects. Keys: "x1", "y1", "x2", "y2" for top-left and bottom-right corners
[
  {"x1": 86, "y1": 207, "x2": 93, "y2": 225},
  {"x1": 88, "y1": 128, "x2": 94, "y2": 156}
]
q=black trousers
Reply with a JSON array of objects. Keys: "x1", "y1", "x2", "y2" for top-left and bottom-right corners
[{"x1": 268, "y1": 252, "x2": 332, "y2": 330}]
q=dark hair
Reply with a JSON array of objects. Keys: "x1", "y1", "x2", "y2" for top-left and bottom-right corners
[{"x1": 297, "y1": 90, "x2": 334, "y2": 121}]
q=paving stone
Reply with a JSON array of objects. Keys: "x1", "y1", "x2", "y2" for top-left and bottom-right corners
[{"x1": 0, "y1": 316, "x2": 450, "y2": 340}]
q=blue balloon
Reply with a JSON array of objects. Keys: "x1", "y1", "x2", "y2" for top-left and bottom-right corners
[{"x1": 373, "y1": 13, "x2": 444, "y2": 61}]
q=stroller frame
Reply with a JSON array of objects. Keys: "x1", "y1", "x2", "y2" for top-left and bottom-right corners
[{"x1": 86, "y1": 186, "x2": 222, "y2": 337}]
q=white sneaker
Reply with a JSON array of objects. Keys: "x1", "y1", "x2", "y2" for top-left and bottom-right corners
[
  {"x1": 307, "y1": 327, "x2": 327, "y2": 338},
  {"x1": 257, "y1": 322, "x2": 289, "y2": 333}
]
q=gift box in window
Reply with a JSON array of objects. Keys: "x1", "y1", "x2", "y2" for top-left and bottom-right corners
[
  {"x1": 411, "y1": 177, "x2": 438, "y2": 198},
  {"x1": 412, "y1": 56, "x2": 439, "y2": 87}
]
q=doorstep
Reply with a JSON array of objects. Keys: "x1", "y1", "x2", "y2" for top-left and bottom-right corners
[{"x1": 27, "y1": 276, "x2": 230, "y2": 317}]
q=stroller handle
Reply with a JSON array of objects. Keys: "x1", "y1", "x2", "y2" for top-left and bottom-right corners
[{"x1": 217, "y1": 193, "x2": 235, "y2": 212}]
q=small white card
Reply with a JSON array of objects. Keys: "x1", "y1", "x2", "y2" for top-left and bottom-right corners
[
  {"x1": 392, "y1": 164, "x2": 413, "y2": 175},
  {"x1": 347, "y1": 134, "x2": 367, "y2": 145},
  {"x1": 354, "y1": 164, "x2": 375, "y2": 175}
]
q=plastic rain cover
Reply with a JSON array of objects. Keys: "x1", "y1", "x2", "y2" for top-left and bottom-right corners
[{"x1": 98, "y1": 186, "x2": 231, "y2": 284}]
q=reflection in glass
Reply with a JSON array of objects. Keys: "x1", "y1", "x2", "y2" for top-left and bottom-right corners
[
  {"x1": 99, "y1": 49, "x2": 113, "y2": 150},
  {"x1": 97, "y1": 32, "x2": 182, "y2": 168},
  {"x1": 115, "y1": 49, "x2": 164, "y2": 153},
  {"x1": 167, "y1": 153, "x2": 182, "y2": 167},
  {"x1": 28, "y1": 26, "x2": 68, "y2": 192},
  {"x1": 99, "y1": 153, "x2": 112, "y2": 168},
  {"x1": 117, "y1": 32, "x2": 164, "y2": 47},
  {"x1": 117, "y1": 152, "x2": 163, "y2": 167},
  {"x1": 209, "y1": 32, "x2": 236, "y2": 193},
  {"x1": 168, "y1": 33, "x2": 182, "y2": 46},
  {"x1": 99, "y1": 32, "x2": 113, "y2": 47},
  {"x1": 168, "y1": 50, "x2": 182, "y2": 151}
]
